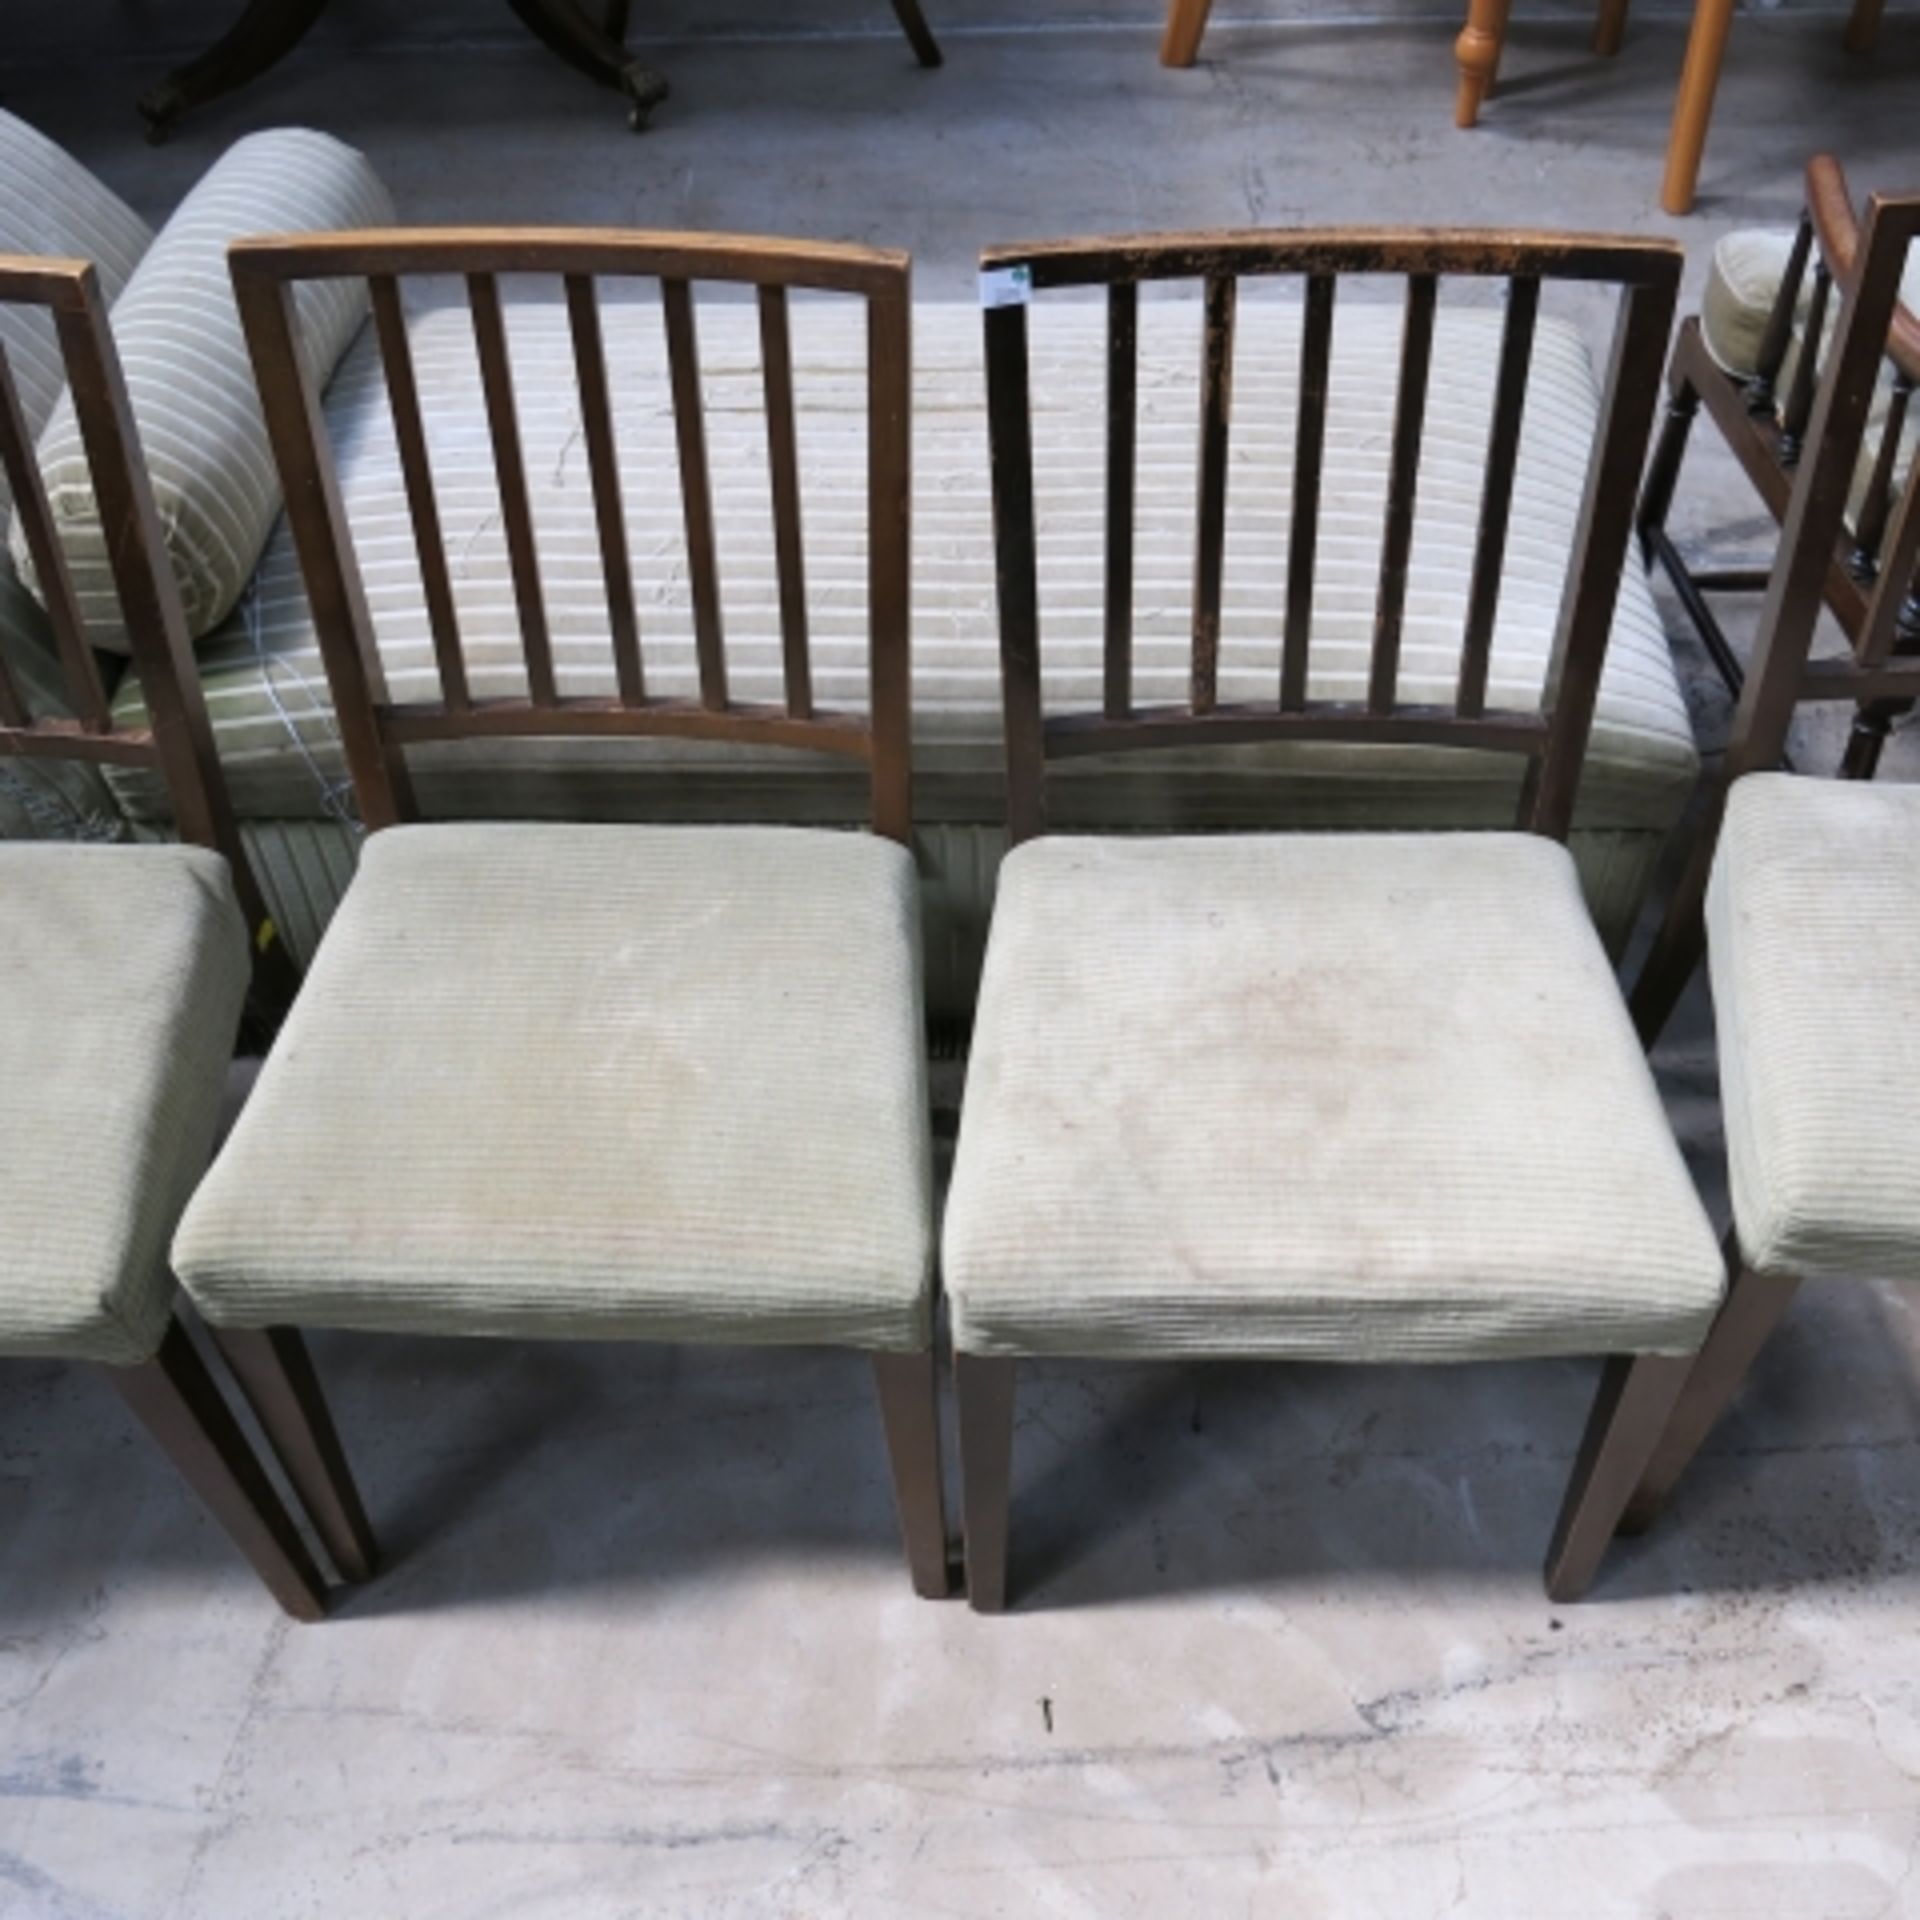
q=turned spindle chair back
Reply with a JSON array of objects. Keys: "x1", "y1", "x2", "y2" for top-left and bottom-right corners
[
  {"x1": 227, "y1": 230, "x2": 913, "y2": 844},
  {"x1": 0, "y1": 257, "x2": 273, "y2": 944},
  {"x1": 980, "y1": 230, "x2": 1682, "y2": 847},
  {"x1": 1631, "y1": 179, "x2": 1920, "y2": 1041}
]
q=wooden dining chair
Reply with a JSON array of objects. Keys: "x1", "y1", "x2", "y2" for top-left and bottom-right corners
[
  {"x1": 1611, "y1": 188, "x2": 1920, "y2": 1537},
  {"x1": 0, "y1": 256, "x2": 355, "y2": 1621},
  {"x1": 1630, "y1": 162, "x2": 1920, "y2": 1047},
  {"x1": 170, "y1": 230, "x2": 949, "y2": 1600},
  {"x1": 945, "y1": 227, "x2": 1723, "y2": 1612}
]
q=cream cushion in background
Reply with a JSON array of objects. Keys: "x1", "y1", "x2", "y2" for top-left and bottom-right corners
[
  {"x1": 943, "y1": 832, "x2": 1725, "y2": 1363},
  {"x1": 10, "y1": 128, "x2": 393, "y2": 650},
  {"x1": 1709, "y1": 774, "x2": 1920, "y2": 1285},
  {"x1": 173, "y1": 823, "x2": 935, "y2": 1351},
  {"x1": 0, "y1": 844, "x2": 249, "y2": 1367}
]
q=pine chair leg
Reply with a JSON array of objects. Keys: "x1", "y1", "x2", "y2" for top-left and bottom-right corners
[
  {"x1": 107, "y1": 1319, "x2": 328, "y2": 1622},
  {"x1": 208, "y1": 1326, "x2": 378, "y2": 1584},
  {"x1": 1619, "y1": 1256, "x2": 1802, "y2": 1535},
  {"x1": 955, "y1": 1354, "x2": 1016, "y2": 1613},
  {"x1": 1593, "y1": 0, "x2": 1630, "y2": 55},
  {"x1": 1544, "y1": 1351, "x2": 1695, "y2": 1602},
  {"x1": 1843, "y1": 0, "x2": 1886, "y2": 53},
  {"x1": 871, "y1": 1351, "x2": 954, "y2": 1598},
  {"x1": 1161, "y1": 0, "x2": 1216, "y2": 67},
  {"x1": 1454, "y1": 0, "x2": 1510, "y2": 126},
  {"x1": 1660, "y1": 0, "x2": 1735, "y2": 216},
  {"x1": 890, "y1": 0, "x2": 944, "y2": 68}
]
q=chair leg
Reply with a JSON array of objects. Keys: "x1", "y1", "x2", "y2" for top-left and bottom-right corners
[
  {"x1": 1593, "y1": 0, "x2": 1631, "y2": 55},
  {"x1": 890, "y1": 0, "x2": 944, "y2": 68},
  {"x1": 1660, "y1": 0, "x2": 1736, "y2": 215},
  {"x1": 1453, "y1": 0, "x2": 1511, "y2": 127},
  {"x1": 954, "y1": 1354, "x2": 1016, "y2": 1613},
  {"x1": 1637, "y1": 381, "x2": 1701, "y2": 560},
  {"x1": 106, "y1": 1319, "x2": 328, "y2": 1622},
  {"x1": 1843, "y1": 0, "x2": 1886, "y2": 53},
  {"x1": 208, "y1": 1326, "x2": 378, "y2": 1584},
  {"x1": 870, "y1": 1351, "x2": 954, "y2": 1598},
  {"x1": 1628, "y1": 810, "x2": 1718, "y2": 1048},
  {"x1": 1543, "y1": 1350, "x2": 1696, "y2": 1602},
  {"x1": 1160, "y1": 0, "x2": 1217, "y2": 67},
  {"x1": 1619, "y1": 1254, "x2": 1802, "y2": 1535}
]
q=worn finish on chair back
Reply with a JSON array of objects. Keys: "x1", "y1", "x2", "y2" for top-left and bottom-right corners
[
  {"x1": 1730, "y1": 171, "x2": 1920, "y2": 775},
  {"x1": 230, "y1": 231, "x2": 915, "y2": 844},
  {"x1": 980, "y1": 230, "x2": 1681, "y2": 846},
  {"x1": 0, "y1": 258, "x2": 262, "y2": 910}
]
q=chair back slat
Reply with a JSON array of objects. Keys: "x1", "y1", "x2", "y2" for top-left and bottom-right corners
[
  {"x1": 1850, "y1": 367, "x2": 1913, "y2": 574},
  {"x1": 1858, "y1": 459, "x2": 1920, "y2": 667},
  {"x1": 1281, "y1": 272, "x2": 1335, "y2": 712},
  {"x1": 229, "y1": 230, "x2": 914, "y2": 842},
  {"x1": 978, "y1": 228, "x2": 1682, "y2": 845},
  {"x1": 467, "y1": 271, "x2": 555, "y2": 707},
  {"x1": 1457, "y1": 275, "x2": 1540, "y2": 718},
  {"x1": 1778, "y1": 259, "x2": 1833, "y2": 461},
  {"x1": 756, "y1": 283, "x2": 811, "y2": 719},
  {"x1": 1748, "y1": 212, "x2": 1813, "y2": 416},
  {"x1": 662, "y1": 276, "x2": 728, "y2": 711},
  {"x1": 565, "y1": 273, "x2": 646, "y2": 708},
  {"x1": 1190, "y1": 273, "x2": 1237, "y2": 716},
  {"x1": 1103, "y1": 279, "x2": 1137, "y2": 720},
  {"x1": 1370, "y1": 271, "x2": 1437, "y2": 715},
  {"x1": 0, "y1": 338, "x2": 109, "y2": 731},
  {"x1": 369, "y1": 274, "x2": 470, "y2": 713}
]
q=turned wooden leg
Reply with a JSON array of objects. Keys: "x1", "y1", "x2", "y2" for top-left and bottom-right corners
[
  {"x1": 1454, "y1": 0, "x2": 1513, "y2": 127},
  {"x1": 504, "y1": 0, "x2": 672, "y2": 128},
  {"x1": 1661, "y1": 0, "x2": 1736, "y2": 215},
  {"x1": 954, "y1": 1354, "x2": 1016, "y2": 1613},
  {"x1": 1161, "y1": 0, "x2": 1217, "y2": 68},
  {"x1": 1619, "y1": 1250, "x2": 1802, "y2": 1534},
  {"x1": 871, "y1": 1351, "x2": 954, "y2": 1598},
  {"x1": 1592, "y1": 0, "x2": 1631, "y2": 56},
  {"x1": 1544, "y1": 1351, "x2": 1696, "y2": 1601},
  {"x1": 107, "y1": 1318, "x2": 328, "y2": 1622},
  {"x1": 136, "y1": 0, "x2": 328, "y2": 141},
  {"x1": 1843, "y1": 0, "x2": 1887, "y2": 53},
  {"x1": 890, "y1": 0, "x2": 944, "y2": 68},
  {"x1": 209, "y1": 1325, "x2": 377, "y2": 1584}
]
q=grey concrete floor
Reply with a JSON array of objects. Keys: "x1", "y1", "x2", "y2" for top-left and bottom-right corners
[{"x1": 6, "y1": 4, "x2": 1920, "y2": 1915}]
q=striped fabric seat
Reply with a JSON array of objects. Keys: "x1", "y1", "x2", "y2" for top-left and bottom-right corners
[
  {"x1": 0, "y1": 843, "x2": 249, "y2": 1366},
  {"x1": 1710, "y1": 775, "x2": 1920, "y2": 1286},
  {"x1": 105, "y1": 297, "x2": 1698, "y2": 834},
  {"x1": 944, "y1": 831, "x2": 1726, "y2": 1363},
  {"x1": 10, "y1": 128, "x2": 392, "y2": 649}
]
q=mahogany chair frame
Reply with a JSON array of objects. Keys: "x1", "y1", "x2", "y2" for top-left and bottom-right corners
[
  {"x1": 227, "y1": 229, "x2": 949, "y2": 1598},
  {"x1": 1631, "y1": 162, "x2": 1920, "y2": 1047},
  {"x1": 958, "y1": 227, "x2": 1685, "y2": 1610},
  {"x1": 0, "y1": 257, "x2": 361, "y2": 1621},
  {"x1": 1616, "y1": 187, "x2": 1920, "y2": 1538}
]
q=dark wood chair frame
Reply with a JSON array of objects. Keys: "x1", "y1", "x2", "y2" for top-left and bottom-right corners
[
  {"x1": 1632, "y1": 159, "x2": 1920, "y2": 1046},
  {"x1": 0, "y1": 256, "x2": 367, "y2": 1622},
  {"x1": 958, "y1": 227, "x2": 1684, "y2": 1611},
  {"x1": 1614, "y1": 188, "x2": 1920, "y2": 1537},
  {"x1": 227, "y1": 228, "x2": 950, "y2": 1599}
]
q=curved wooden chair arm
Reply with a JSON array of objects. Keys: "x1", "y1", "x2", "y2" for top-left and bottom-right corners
[{"x1": 1807, "y1": 153, "x2": 1920, "y2": 386}]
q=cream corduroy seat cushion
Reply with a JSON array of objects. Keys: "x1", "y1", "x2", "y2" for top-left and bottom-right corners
[
  {"x1": 173, "y1": 824, "x2": 934, "y2": 1350},
  {"x1": 943, "y1": 833, "x2": 1725, "y2": 1363},
  {"x1": 1709, "y1": 774, "x2": 1920, "y2": 1285},
  {"x1": 0, "y1": 844, "x2": 249, "y2": 1366}
]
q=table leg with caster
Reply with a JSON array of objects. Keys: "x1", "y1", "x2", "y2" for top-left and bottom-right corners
[
  {"x1": 505, "y1": 0, "x2": 672, "y2": 128},
  {"x1": 137, "y1": 0, "x2": 327, "y2": 141}
]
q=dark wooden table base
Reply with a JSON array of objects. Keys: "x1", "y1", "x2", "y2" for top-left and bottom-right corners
[{"x1": 139, "y1": 0, "x2": 941, "y2": 139}]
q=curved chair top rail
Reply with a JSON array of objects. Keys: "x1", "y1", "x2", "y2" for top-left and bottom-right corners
[
  {"x1": 1731, "y1": 183, "x2": 1920, "y2": 772},
  {"x1": 0, "y1": 255, "x2": 252, "y2": 876},
  {"x1": 229, "y1": 228, "x2": 915, "y2": 843},
  {"x1": 978, "y1": 226, "x2": 1684, "y2": 846},
  {"x1": 1805, "y1": 158, "x2": 1920, "y2": 387}
]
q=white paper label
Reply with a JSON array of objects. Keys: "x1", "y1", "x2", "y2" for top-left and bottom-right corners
[{"x1": 979, "y1": 265, "x2": 1033, "y2": 309}]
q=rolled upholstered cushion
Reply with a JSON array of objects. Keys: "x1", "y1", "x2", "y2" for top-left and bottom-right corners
[
  {"x1": 0, "y1": 843, "x2": 249, "y2": 1366},
  {"x1": 1709, "y1": 774, "x2": 1920, "y2": 1286},
  {"x1": 943, "y1": 832, "x2": 1726, "y2": 1363},
  {"x1": 0, "y1": 109, "x2": 152, "y2": 522},
  {"x1": 173, "y1": 823, "x2": 936, "y2": 1351},
  {"x1": 9, "y1": 128, "x2": 393, "y2": 650}
]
